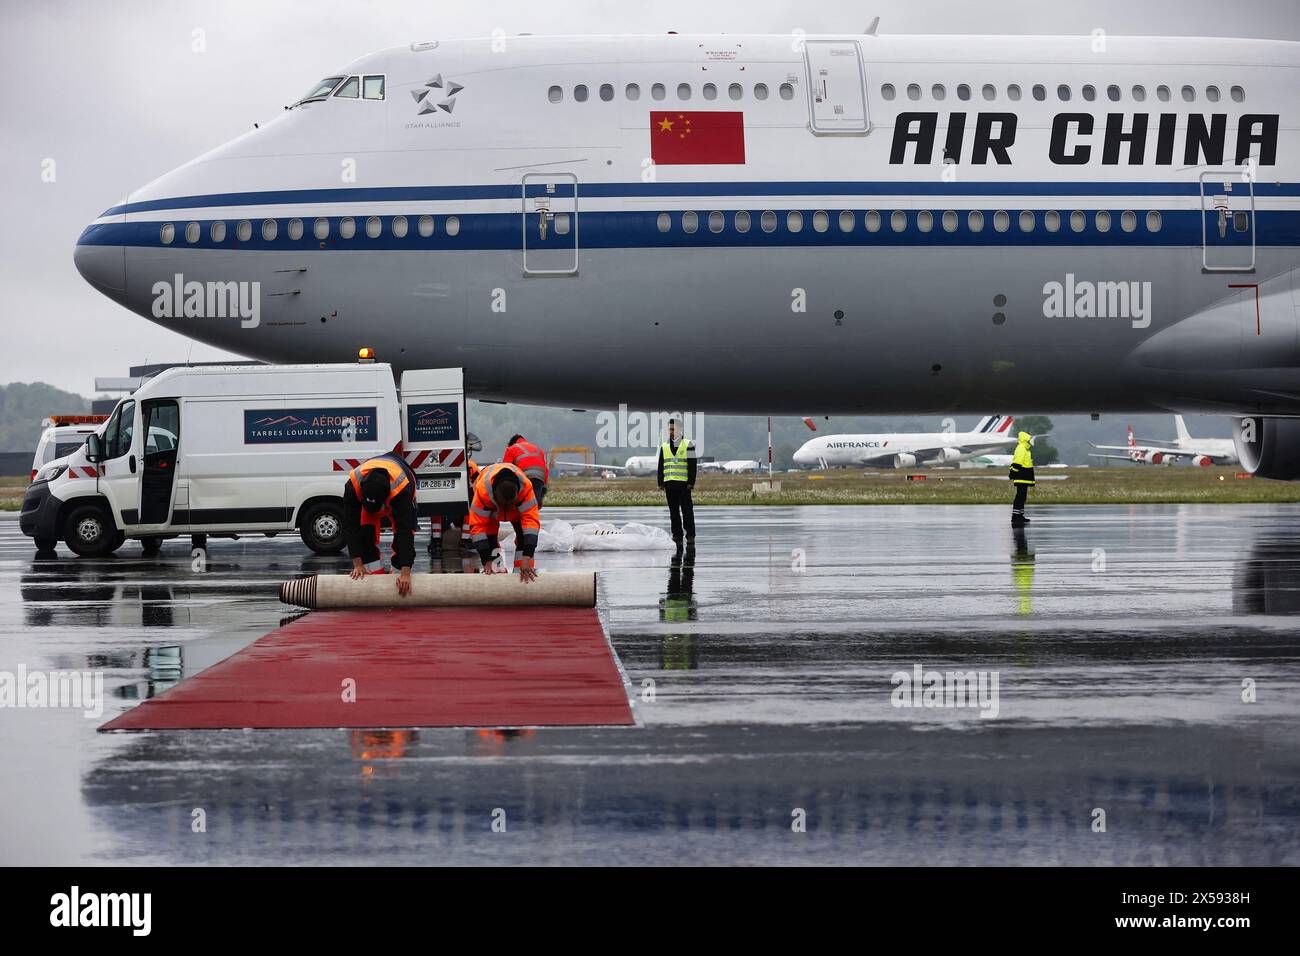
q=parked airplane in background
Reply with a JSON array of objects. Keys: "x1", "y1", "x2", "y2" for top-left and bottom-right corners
[
  {"x1": 1090, "y1": 415, "x2": 1238, "y2": 465},
  {"x1": 701, "y1": 459, "x2": 764, "y2": 474},
  {"x1": 558, "y1": 454, "x2": 659, "y2": 477},
  {"x1": 794, "y1": 415, "x2": 1020, "y2": 469},
  {"x1": 73, "y1": 32, "x2": 1300, "y2": 478}
]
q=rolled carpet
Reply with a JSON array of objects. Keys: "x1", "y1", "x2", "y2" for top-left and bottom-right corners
[{"x1": 280, "y1": 571, "x2": 596, "y2": 609}]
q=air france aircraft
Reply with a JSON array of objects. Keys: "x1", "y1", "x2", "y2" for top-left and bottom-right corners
[
  {"x1": 73, "y1": 32, "x2": 1300, "y2": 476},
  {"x1": 1089, "y1": 415, "x2": 1238, "y2": 465},
  {"x1": 794, "y1": 414, "x2": 1018, "y2": 468}
]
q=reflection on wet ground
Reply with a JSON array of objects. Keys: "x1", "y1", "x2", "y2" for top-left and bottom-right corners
[{"x1": 1, "y1": 504, "x2": 1298, "y2": 864}]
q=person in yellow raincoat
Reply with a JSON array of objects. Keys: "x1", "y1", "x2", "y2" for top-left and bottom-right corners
[{"x1": 1008, "y1": 431, "x2": 1035, "y2": 526}]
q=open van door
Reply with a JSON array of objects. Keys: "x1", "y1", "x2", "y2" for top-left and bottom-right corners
[{"x1": 398, "y1": 369, "x2": 469, "y2": 522}]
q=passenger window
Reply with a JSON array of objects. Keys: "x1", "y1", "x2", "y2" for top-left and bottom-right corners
[
  {"x1": 682, "y1": 211, "x2": 698, "y2": 234},
  {"x1": 365, "y1": 216, "x2": 382, "y2": 238},
  {"x1": 956, "y1": 84, "x2": 971, "y2": 101},
  {"x1": 1070, "y1": 210, "x2": 1086, "y2": 232},
  {"x1": 786, "y1": 210, "x2": 803, "y2": 232},
  {"x1": 779, "y1": 83, "x2": 794, "y2": 100},
  {"x1": 981, "y1": 84, "x2": 996, "y2": 101},
  {"x1": 812, "y1": 210, "x2": 829, "y2": 233},
  {"x1": 735, "y1": 211, "x2": 751, "y2": 233},
  {"x1": 1019, "y1": 210, "x2": 1035, "y2": 232},
  {"x1": 656, "y1": 212, "x2": 671, "y2": 233},
  {"x1": 652, "y1": 83, "x2": 666, "y2": 100},
  {"x1": 1156, "y1": 85, "x2": 1170, "y2": 102},
  {"x1": 287, "y1": 218, "x2": 304, "y2": 240},
  {"x1": 941, "y1": 210, "x2": 958, "y2": 233},
  {"x1": 1120, "y1": 210, "x2": 1136, "y2": 233},
  {"x1": 339, "y1": 216, "x2": 356, "y2": 239},
  {"x1": 236, "y1": 220, "x2": 252, "y2": 242},
  {"x1": 968, "y1": 210, "x2": 984, "y2": 232},
  {"x1": 1082, "y1": 85, "x2": 1096, "y2": 101},
  {"x1": 314, "y1": 217, "x2": 329, "y2": 240},
  {"x1": 210, "y1": 221, "x2": 227, "y2": 242},
  {"x1": 906, "y1": 84, "x2": 921, "y2": 101},
  {"x1": 391, "y1": 215, "x2": 408, "y2": 238},
  {"x1": 708, "y1": 211, "x2": 724, "y2": 233},
  {"x1": 728, "y1": 83, "x2": 743, "y2": 101},
  {"x1": 160, "y1": 223, "x2": 175, "y2": 245},
  {"x1": 754, "y1": 83, "x2": 769, "y2": 100},
  {"x1": 1132, "y1": 85, "x2": 1146, "y2": 102},
  {"x1": 677, "y1": 83, "x2": 692, "y2": 100},
  {"x1": 881, "y1": 83, "x2": 896, "y2": 100},
  {"x1": 916, "y1": 210, "x2": 933, "y2": 233},
  {"x1": 1146, "y1": 210, "x2": 1162, "y2": 232},
  {"x1": 418, "y1": 215, "x2": 434, "y2": 237},
  {"x1": 1007, "y1": 84, "x2": 1022, "y2": 101},
  {"x1": 931, "y1": 84, "x2": 945, "y2": 100},
  {"x1": 1233, "y1": 211, "x2": 1249, "y2": 232},
  {"x1": 334, "y1": 76, "x2": 360, "y2": 98},
  {"x1": 890, "y1": 210, "x2": 906, "y2": 232},
  {"x1": 993, "y1": 210, "x2": 1010, "y2": 232},
  {"x1": 574, "y1": 85, "x2": 589, "y2": 102},
  {"x1": 838, "y1": 210, "x2": 855, "y2": 232},
  {"x1": 548, "y1": 86, "x2": 563, "y2": 103},
  {"x1": 760, "y1": 210, "x2": 777, "y2": 233},
  {"x1": 1044, "y1": 210, "x2": 1061, "y2": 233},
  {"x1": 703, "y1": 83, "x2": 718, "y2": 101},
  {"x1": 1032, "y1": 84, "x2": 1046, "y2": 101},
  {"x1": 600, "y1": 84, "x2": 614, "y2": 102},
  {"x1": 1095, "y1": 210, "x2": 1111, "y2": 232},
  {"x1": 626, "y1": 83, "x2": 640, "y2": 100},
  {"x1": 1106, "y1": 85, "x2": 1121, "y2": 102},
  {"x1": 864, "y1": 210, "x2": 881, "y2": 233},
  {"x1": 445, "y1": 216, "x2": 460, "y2": 237},
  {"x1": 362, "y1": 75, "x2": 385, "y2": 100}
]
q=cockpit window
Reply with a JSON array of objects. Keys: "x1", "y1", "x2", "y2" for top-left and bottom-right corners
[
  {"x1": 300, "y1": 76, "x2": 345, "y2": 103},
  {"x1": 334, "y1": 76, "x2": 360, "y2": 98},
  {"x1": 363, "y1": 75, "x2": 386, "y2": 100}
]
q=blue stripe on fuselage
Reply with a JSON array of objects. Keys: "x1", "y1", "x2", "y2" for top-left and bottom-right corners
[
  {"x1": 77, "y1": 208, "x2": 1297, "y2": 250},
  {"x1": 100, "y1": 180, "x2": 1300, "y2": 217}
]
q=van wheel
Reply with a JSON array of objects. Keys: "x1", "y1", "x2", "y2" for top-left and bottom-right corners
[
  {"x1": 300, "y1": 501, "x2": 345, "y2": 555},
  {"x1": 63, "y1": 504, "x2": 121, "y2": 558},
  {"x1": 140, "y1": 536, "x2": 163, "y2": 557}
]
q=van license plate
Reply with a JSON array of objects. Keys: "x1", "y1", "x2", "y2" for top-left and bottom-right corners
[{"x1": 418, "y1": 478, "x2": 457, "y2": 491}]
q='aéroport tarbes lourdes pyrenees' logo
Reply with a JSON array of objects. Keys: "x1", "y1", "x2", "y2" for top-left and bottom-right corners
[{"x1": 410, "y1": 75, "x2": 467, "y2": 128}]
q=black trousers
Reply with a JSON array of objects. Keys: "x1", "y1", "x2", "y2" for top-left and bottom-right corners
[
  {"x1": 1012, "y1": 483, "x2": 1029, "y2": 513},
  {"x1": 664, "y1": 482, "x2": 696, "y2": 538}
]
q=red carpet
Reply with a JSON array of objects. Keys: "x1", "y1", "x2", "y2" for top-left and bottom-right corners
[{"x1": 101, "y1": 607, "x2": 633, "y2": 730}]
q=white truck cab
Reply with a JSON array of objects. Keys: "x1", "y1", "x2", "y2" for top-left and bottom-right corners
[
  {"x1": 30, "y1": 416, "x2": 108, "y2": 482},
  {"x1": 19, "y1": 361, "x2": 470, "y2": 557}
]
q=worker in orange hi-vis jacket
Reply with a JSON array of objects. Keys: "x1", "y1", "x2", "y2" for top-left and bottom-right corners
[
  {"x1": 467, "y1": 461, "x2": 541, "y2": 582},
  {"x1": 502, "y1": 434, "x2": 550, "y2": 507}
]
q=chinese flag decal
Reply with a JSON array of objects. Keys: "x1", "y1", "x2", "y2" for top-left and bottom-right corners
[{"x1": 650, "y1": 111, "x2": 745, "y2": 165}]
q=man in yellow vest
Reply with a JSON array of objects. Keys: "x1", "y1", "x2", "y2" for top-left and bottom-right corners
[
  {"x1": 1009, "y1": 431, "x2": 1035, "y2": 526},
  {"x1": 343, "y1": 452, "x2": 418, "y2": 595},
  {"x1": 657, "y1": 418, "x2": 697, "y2": 546}
]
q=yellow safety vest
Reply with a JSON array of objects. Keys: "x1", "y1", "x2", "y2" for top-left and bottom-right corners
[{"x1": 662, "y1": 439, "x2": 691, "y2": 482}]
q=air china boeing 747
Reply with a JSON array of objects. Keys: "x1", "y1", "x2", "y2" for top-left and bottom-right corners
[{"x1": 73, "y1": 32, "x2": 1300, "y2": 476}]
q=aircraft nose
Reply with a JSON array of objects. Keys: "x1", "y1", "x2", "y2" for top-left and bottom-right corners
[{"x1": 73, "y1": 224, "x2": 126, "y2": 295}]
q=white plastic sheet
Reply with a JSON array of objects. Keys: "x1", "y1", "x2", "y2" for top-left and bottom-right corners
[{"x1": 498, "y1": 519, "x2": 676, "y2": 552}]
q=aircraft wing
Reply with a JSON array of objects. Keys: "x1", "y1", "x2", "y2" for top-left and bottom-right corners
[{"x1": 1088, "y1": 453, "x2": 1139, "y2": 463}]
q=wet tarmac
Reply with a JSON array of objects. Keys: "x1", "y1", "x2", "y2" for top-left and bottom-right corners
[{"x1": 1, "y1": 504, "x2": 1298, "y2": 865}]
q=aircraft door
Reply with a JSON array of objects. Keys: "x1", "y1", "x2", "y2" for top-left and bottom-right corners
[
  {"x1": 522, "y1": 173, "x2": 578, "y2": 275},
  {"x1": 1200, "y1": 171, "x2": 1255, "y2": 273},
  {"x1": 139, "y1": 399, "x2": 180, "y2": 526},
  {"x1": 802, "y1": 39, "x2": 869, "y2": 134}
]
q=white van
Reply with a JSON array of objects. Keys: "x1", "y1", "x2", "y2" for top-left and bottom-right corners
[
  {"x1": 30, "y1": 416, "x2": 108, "y2": 482},
  {"x1": 19, "y1": 362, "x2": 470, "y2": 557}
]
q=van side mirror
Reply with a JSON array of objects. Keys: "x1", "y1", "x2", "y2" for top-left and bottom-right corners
[{"x1": 85, "y1": 433, "x2": 105, "y2": 463}]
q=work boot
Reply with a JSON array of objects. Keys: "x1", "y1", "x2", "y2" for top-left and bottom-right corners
[
  {"x1": 672, "y1": 534, "x2": 683, "y2": 547},
  {"x1": 1011, "y1": 513, "x2": 1028, "y2": 526},
  {"x1": 687, "y1": 535, "x2": 696, "y2": 545}
]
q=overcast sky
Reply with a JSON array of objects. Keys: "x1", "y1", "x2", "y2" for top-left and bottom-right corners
[{"x1": 2, "y1": 0, "x2": 1296, "y2": 394}]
